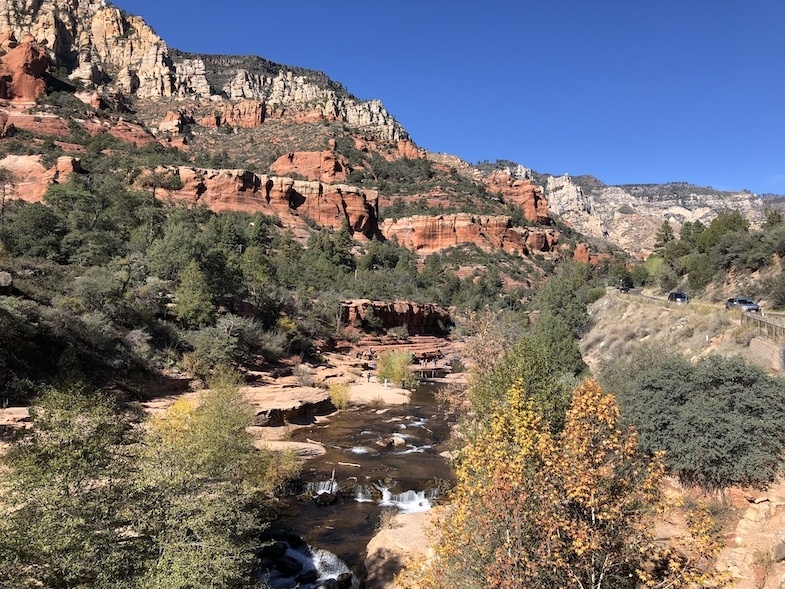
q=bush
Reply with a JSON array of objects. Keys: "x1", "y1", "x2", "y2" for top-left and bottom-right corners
[
  {"x1": 600, "y1": 345, "x2": 785, "y2": 494},
  {"x1": 329, "y1": 381, "x2": 351, "y2": 409},
  {"x1": 586, "y1": 286, "x2": 606, "y2": 303}
]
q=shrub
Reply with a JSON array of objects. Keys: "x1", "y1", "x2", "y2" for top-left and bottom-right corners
[
  {"x1": 586, "y1": 286, "x2": 606, "y2": 303},
  {"x1": 329, "y1": 381, "x2": 351, "y2": 410}
]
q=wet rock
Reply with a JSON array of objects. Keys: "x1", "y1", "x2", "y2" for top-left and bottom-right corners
[
  {"x1": 295, "y1": 569, "x2": 319, "y2": 584},
  {"x1": 261, "y1": 541, "x2": 288, "y2": 559},
  {"x1": 313, "y1": 492, "x2": 339, "y2": 507},
  {"x1": 377, "y1": 434, "x2": 407, "y2": 448},
  {"x1": 273, "y1": 555, "x2": 303, "y2": 577}
]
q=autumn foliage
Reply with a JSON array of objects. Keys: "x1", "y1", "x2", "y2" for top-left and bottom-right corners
[{"x1": 400, "y1": 379, "x2": 726, "y2": 589}]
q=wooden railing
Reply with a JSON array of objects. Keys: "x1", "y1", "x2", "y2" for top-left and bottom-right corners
[{"x1": 741, "y1": 312, "x2": 785, "y2": 341}]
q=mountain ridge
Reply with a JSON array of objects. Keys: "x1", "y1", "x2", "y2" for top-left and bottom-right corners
[{"x1": 0, "y1": 0, "x2": 775, "y2": 258}]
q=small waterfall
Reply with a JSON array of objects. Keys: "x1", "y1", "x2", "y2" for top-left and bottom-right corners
[
  {"x1": 354, "y1": 486, "x2": 374, "y2": 503},
  {"x1": 374, "y1": 484, "x2": 437, "y2": 513},
  {"x1": 306, "y1": 479, "x2": 338, "y2": 496},
  {"x1": 259, "y1": 539, "x2": 359, "y2": 589}
]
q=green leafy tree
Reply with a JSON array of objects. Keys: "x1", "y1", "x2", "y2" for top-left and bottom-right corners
[
  {"x1": 529, "y1": 311, "x2": 587, "y2": 377},
  {"x1": 696, "y1": 209, "x2": 749, "y2": 252},
  {"x1": 0, "y1": 382, "x2": 140, "y2": 588},
  {"x1": 531, "y1": 261, "x2": 593, "y2": 337},
  {"x1": 0, "y1": 166, "x2": 15, "y2": 227},
  {"x1": 653, "y1": 220, "x2": 675, "y2": 253},
  {"x1": 132, "y1": 368, "x2": 299, "y2": 588},
  {"x1": 679, "y1": 220, "x2": 705, "y2": 246},
  {"x1": 469, "y1": 335, "x2": 572, "y2": 431},
  {"x1": 5, "y1": 202, "x2": 66, "y2": 259}
]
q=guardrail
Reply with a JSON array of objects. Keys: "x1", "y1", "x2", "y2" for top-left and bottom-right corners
[{"x1": 741, "y1": 312, "x2": 785, "y2": 341}]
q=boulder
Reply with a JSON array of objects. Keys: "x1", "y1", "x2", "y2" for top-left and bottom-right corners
[{"x1": 0, "y1": 271, "x2": 12, "y2": 295}]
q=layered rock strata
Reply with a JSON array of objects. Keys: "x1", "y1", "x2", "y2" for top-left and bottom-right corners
[
  {"x1": 166, "y1": 167, "x2": 381, "y2": 238},
  {"x1": 545, "y1": 174, "x2": 766, "y2": 257},
  {"x1": 0, "y1": 0, "x2": 406, "y2": 140},
  {"x1": 380, "y1": 214, "x2": 558, "y2": 256}
]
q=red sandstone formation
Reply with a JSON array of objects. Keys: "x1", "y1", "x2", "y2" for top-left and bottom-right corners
[
  {"x1": 198, "y1": 100, "x2": 265, "y2": 128},
  {"x1": 485, "y1": 170, "x2": 550, "y2": 224},
  {"x1": 572, "y1": 243, "x2": 612, "y2": 266},
  {"x1": 269, "y1": 149, "x2": 348, "y2": 183},
  {"x1": 352, "y1": 136, "x2": 424, "y2": 162},
  {"x1": 165, "y1": 167, "x2": 381, "y2": 238},
  {"x1": 380, "y1": 214, "x2": 558, "y2": 256},
  {"x1": 0, "y1": 35, "x2": 48, "y2": 102},
  {"x1": 341, "y1": 299, "x2": 451, "y2": 336},
  {"x1": 0, "y1": 110, "x2": 71, "y2": 137},
  {"x1": 0, "y1": 154, "x2": 81, "y2": 201},
  {"x1": 106, "y1": 119, "x2": 158, "y2": 147}
]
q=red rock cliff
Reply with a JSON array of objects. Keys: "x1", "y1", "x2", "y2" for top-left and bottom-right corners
[
  {"x1": 165, "y1": 167, "x2": 381, "y2": 238},
  {"x1": 341, "y1": 299, "x2": 451, "y2": 336},
  {"x1": 485, "y1": 170, "x2": 550, "y2": 224},
  {"x1": 380, "y1": 214, "x2": 558, "y2": 256}
]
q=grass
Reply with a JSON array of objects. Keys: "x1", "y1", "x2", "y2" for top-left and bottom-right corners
[{"x1": 581, "y1": 291, "x2": 756, "y2": 370}]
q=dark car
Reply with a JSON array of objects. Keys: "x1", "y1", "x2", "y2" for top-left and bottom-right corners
[
  {"x1": 725, "y1": 297, "x2": 761, "y2": 312},
  {"x1": 667, "y1": 292, "x2": 689, "y2": 304}
]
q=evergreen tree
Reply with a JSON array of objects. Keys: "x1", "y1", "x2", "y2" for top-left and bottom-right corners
[
  {"x1": 174, "y1": 260, "x2": 214, "y2": 328},
  {"x1": 653, "y1": 220, "x2": 675, "y2": 253}
]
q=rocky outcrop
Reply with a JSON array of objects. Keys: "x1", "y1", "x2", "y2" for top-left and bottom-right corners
[
  {"x1": 486, "y1": 169, "x2": 550, "y2": 224},
  {"x1": 1, "y1": 108, "x2": 71, "y2": 137},
  {"x1": 545, "y1": 174, "x2": 766, "y2": 257},
  {"x1": 103, "y1": 118, "x2": 157, "y2": 147},
  {"x1": 269, "y1": 148, "x2": 348, "y2": 183},
  {"x1": 380, "y1": 214, "x2": 558, "y2": 255},
  {"x1": 0, "y1": 154, "x2": 80, "y2": 201},
  {"x1": 0, "y1": 1, "x2": 407, "y2": 141},
  {"x1": 0, "y1": 0, "x2": 177, "y2": 97},
  {"x1": 166, "y1": 167, "x2": 381, "y2": 238},
  {"x1": 341, "y1": 300, "x2": 452, "y2": 336},
  {"x1": 0, "y1": 34, "x2": 48, "y2": 102},
  {"x1": 197, "y1": 100, "x2": 265, "y2": 129}
]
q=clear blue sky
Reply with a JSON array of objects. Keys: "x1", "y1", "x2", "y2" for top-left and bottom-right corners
[{"x1": 113, "y1": 1, "x2": 785, "y2": 195}]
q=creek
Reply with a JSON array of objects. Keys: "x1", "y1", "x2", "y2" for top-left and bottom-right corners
[{"x1": 267, "y1": 382, "x2": 455, "y2": 580}]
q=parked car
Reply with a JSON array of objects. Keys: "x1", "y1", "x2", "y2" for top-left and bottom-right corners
[
  {"x1": 725, "y1": 297, "x2": 761, "y2": 312},
  {"x1": 667, "y1": 292, "x2": 689, "y2": 304}
]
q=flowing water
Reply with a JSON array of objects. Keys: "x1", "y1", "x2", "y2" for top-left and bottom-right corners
[{"x1": 269, "y1": 383, "x2": 455, "y2": 575}]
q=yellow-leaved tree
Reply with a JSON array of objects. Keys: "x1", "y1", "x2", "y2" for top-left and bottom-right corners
[{"x1": 400, "y1": 379, "x2": 727, "y2": 589}]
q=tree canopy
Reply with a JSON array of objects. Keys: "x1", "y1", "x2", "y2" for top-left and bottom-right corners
[
  {"x1": 600, "y1": 345, "x2": 785, "y2": 494},
  {"x1": 401, "y1": 379, "x2": 726, "y2": 589}
]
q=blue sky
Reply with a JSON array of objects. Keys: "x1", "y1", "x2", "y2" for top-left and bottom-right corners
[{"x1": 113, "y1": 1, "x2": 785, "y2": 195}]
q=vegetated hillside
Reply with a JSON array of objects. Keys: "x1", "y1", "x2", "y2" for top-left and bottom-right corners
[{"x1": 581, "y1": 290, "x2": 780, "y2": 375}]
